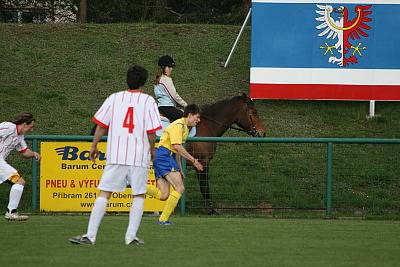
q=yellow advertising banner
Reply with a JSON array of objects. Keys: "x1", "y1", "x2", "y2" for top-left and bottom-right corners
[{"x1": 40, "y1": 142, "x2": 165, "y2": 212}]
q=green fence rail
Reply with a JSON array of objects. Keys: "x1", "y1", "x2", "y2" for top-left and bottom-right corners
[{"x1": 25, "y1": 135, "x2": 400, "y2": 217}]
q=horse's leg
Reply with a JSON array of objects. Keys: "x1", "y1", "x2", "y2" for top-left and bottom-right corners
[{"x1": 196, "y1": 165, "x2": 219, "y2": 215}]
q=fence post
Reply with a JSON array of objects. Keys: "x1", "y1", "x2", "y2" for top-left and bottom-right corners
[
  {"x1": 32, "y1": 138, "x2": 39, "y2": 212},
  {"x1": 180, "y1": 158, "x2": 187, "y2": 215},
  {"x1": 326, "y1": 142, "x2": 333, "y2": 218}
]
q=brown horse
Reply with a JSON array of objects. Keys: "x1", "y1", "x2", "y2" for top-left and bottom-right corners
[{"x1": 188, "y1": 93, "x2": 266, "y2": 214}]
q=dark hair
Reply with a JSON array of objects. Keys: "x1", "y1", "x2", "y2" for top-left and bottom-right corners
[
  {"x1": 154, "y1": 69, "x2": 163, "y2": 85},
  {"x1": 11, "y1": 112, "x2": 35, "y2": 125},
  {"x1": 183, "y1": 104, "x2": 200, "y2": 117},
  {"x1": 127, "y1": 65, "x2": 148, "y2": 89}
]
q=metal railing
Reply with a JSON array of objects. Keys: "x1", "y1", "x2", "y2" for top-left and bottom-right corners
[{"x1": 25, "y1": 135, "x2": 400, "y2": 217}]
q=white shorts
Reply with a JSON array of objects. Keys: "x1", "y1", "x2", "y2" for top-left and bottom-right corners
[
  {"x1": 98, "y1": 164, "x2": 148, "y2": 195},
  {"x1": 0, "y1": 160, "x2": 18, "y2": 184}
]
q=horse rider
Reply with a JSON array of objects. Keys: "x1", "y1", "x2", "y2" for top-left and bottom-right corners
[{"x1": 154, "y1": 55, "x2": 188, "y2": 123}]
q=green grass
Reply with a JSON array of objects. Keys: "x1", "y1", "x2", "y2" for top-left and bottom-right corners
[
  {"x1": 0, "y1": 215, "x2": 399, "y2": 267},
  {"x1": 1, "y1": 23, "x2": 400, "y2": 216}
]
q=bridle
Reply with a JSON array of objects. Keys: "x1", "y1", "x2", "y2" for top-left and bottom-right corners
[{"x1": 201, "y1": 103, "x2": 258, "y2": 136}]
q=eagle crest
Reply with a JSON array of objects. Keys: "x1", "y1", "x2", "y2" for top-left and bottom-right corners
[{"x1": 316, "y1": 4, "x2": 372, "y2": 66}]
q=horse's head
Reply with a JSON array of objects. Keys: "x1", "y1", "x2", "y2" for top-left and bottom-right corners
[{"x1": 235, "y1": 93, "x2": 266, "y2": 137}]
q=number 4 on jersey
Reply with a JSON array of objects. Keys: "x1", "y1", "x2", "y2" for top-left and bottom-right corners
[{"x1": 123, "y1": 107, "x2": 135, "y2": 133}]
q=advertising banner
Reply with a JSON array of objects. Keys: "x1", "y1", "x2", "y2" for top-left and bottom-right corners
[
  {"x1": 250, "y1": 0, "x2": 400, "y2": 100},
  {"x1": 40, "y1": 142, "x2": 165, "y2": 212}
]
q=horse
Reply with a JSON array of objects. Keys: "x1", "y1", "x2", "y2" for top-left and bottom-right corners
[{"x1": 187, "y1": 93, "x2": 266, "y2": 215}]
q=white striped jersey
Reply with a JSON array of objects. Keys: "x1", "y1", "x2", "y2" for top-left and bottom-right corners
[
  {"x1": 0, "y1": 122, "x2": 28, "y2": 160},
  {"x1": 93, "y1": 90, "x2": 162, "y2": 167}
]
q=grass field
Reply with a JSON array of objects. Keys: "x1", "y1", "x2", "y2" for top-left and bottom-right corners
[{"x1": 0, "y1": 215, "x2": 399, "y2": 267}]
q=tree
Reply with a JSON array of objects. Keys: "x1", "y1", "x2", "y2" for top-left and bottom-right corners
[{"x1": 78, "y1": 0, "x2": 86, "y2": 23}]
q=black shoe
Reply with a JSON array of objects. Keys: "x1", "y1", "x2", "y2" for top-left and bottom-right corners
[
  {"x1": 207, "y1": 209, "x2": 220, "y2": 215},
  {"x1": 69, "y1": 235, "x2": 94, "y2": 245},
  {"x1": 127, "y1": 237, "x2": 144, "y2": 246}
]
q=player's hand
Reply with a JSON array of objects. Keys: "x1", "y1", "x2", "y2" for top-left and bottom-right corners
[
  {"x1": 193, "y1": 159, "x2": 203, "y2": 171},
  {"x1": 89, "y1": 147, "x2": 99, "y2": 162},
  {"x1": 33, "y1": 152, "x2": 41, "y2": 161}
]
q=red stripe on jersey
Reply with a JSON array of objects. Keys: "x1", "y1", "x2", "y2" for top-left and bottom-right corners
[
  {"x1": 127, "y1": 90, "x2": 143, "y2": 93},
  {"x1": 155, "y1": 104, "x2": 162, "y2": 125},
  {"x1": 122, "y1": 91, "x2": 127, "y2": 102},
  {"x1": 133, "y1": 138, "x2": 137, "y2": 165},
  {"x1": 95, "y1": 107, "x2": 104, "y2": 117},
  {"x1": 125, "y1": 136, "x2": 129, "y2": 165},
  {"x1": 95, "y1": 104, "x2": 111, "y2": 124},
  {"x1": 142, "y1": 96, "x2": 150, "y2": 152},
  {"x1": 148, "y1": 106, "x2": 158, "y2": 131},
  {"x1": 140, "y1": 136, "x2": 145, "y2": 164},
  {"x1": 19, "y1": 147, "x2": 28, "y2": 153},
  {"x1": 116, "y1": 136, "x2": 120, "y2": 162},
  {"x1": 148, "y1": 109, "x2": 155, "y2": 130},
  {"x1": 111, "y1": 94, "x2": 116, "y2": 124},
  {"x1": 92, "y1": 117, "x2": 109, "y2": 129},
  {"x1": 153, "y1": 104, "x2": 161, "y2": 129},
  {"x1": 147, "y1": 126, "x2": 162, "y2": 133},
  {"x1": 109, "y1": 94, "x2": 116, "y2": 144},
  {"x1": 1, "y1": 134, "x2": 12, "y2": 144},
  {"x1": 140, "y1": 96, "x2": 148, "y2": 165}
]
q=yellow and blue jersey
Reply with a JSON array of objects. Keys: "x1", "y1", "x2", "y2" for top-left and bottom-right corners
[{"x1": 157, "y1": 118, "x2": 189, "y2": 154}]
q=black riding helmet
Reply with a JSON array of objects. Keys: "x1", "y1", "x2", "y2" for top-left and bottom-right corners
[{"x1": 158, "y1": 55, "x2": 176, "y2": 68}]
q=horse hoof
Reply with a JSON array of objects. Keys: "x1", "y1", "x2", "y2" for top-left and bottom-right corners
[{"x1": 207, "y1": 209, "x2": 220, "y2": 216}]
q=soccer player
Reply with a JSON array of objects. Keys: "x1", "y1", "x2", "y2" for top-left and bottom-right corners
[
  {"x1": 0, "y1": 112, "x2": 41, "y2": 221},
  {"x1": 69, "y1": 65, "x2": 162, "y2": 245},
  {"x1": 147, "y1": 104, "x2": 203, "y2": 225}
]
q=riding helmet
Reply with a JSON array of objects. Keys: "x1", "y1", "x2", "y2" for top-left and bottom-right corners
[{"x1": 158, "y1": 55, "x2": 176, "y2": 68}]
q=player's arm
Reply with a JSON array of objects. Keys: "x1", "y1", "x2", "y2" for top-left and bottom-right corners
[
  {"x1": 17, "y1": 139, "x2": 40, "y2": 160},
  {"x1": 176, "y1": 153, "x2": 182, "y2": 169},
  {"x1": 21, "y1": 148, "x2": 41, "y2": 161},
  {"x1": 145, "y1": 97, "x2": 162, "y2": 161},
  {"x1": 172, "y1": 144, "x2": 203, "y2": 171},
  {"x1": 147, "y1": 132, "x2": 156, "y2": 161},
  {"x1": 90, "y1": 125, "x2": 107, "y2": 162},
  {"x1": 175, "y1": 153, "x2": 185, "y2": 178}
]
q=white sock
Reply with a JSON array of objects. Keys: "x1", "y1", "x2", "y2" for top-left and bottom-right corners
[
  {"x1": 86, "y1": 196, "x2": 108, "y2": 243},
  {"x1": 125, "y1": 195, "x2": 145, "y2": 244},
  {"x1": 7, "y1": 184, "x2": 24, "y2": 212}
]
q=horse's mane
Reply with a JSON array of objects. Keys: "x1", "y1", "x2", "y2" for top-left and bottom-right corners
[
  {"x1": 201, "y1": 95, "x2": 254, "y2": 117},
  {"x1": 201, "y1": 98, "x2": 233, "y2": 116}
]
